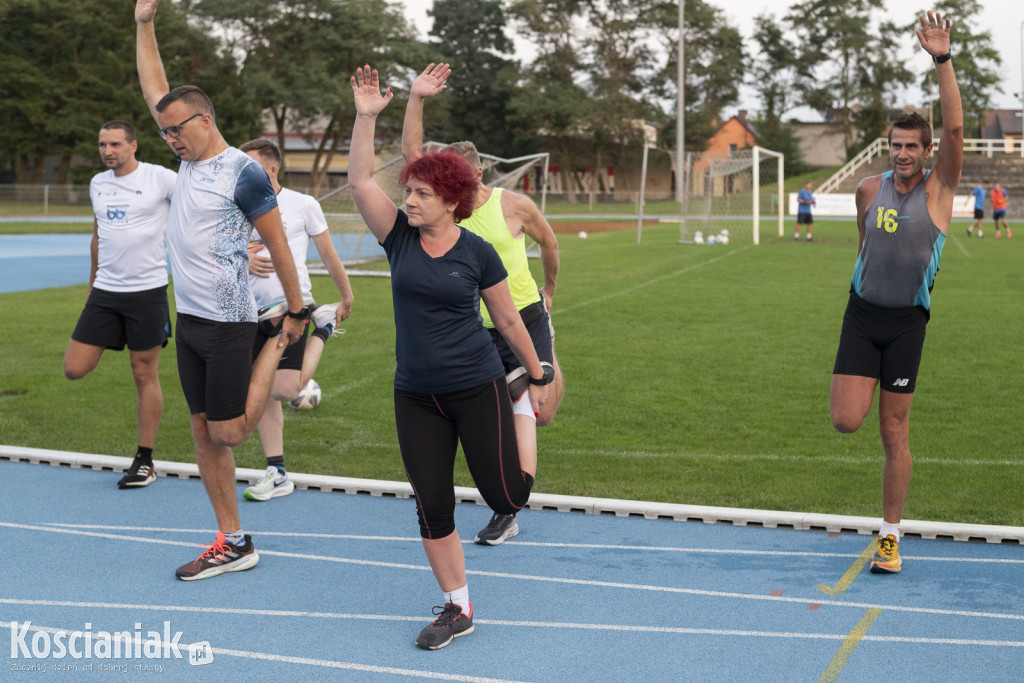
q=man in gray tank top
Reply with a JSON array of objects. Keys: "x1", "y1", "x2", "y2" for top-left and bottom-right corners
[{"x1": 829, "y1": 11, "x2": 963, "y2": 575}]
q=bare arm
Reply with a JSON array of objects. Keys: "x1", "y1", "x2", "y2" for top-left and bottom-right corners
[
  {"x1": 135, "y1": 0, "x2": 170, "y2": 122},
  {"x1": 252, "y1": 208, "x2": 304, "y2": 346},
  {"x1": 311, "y1": 230, "x2": 354, "y2": 323},
  {"x1": 854, "y1": 176, "x2": 881, "y2": 257},
  {"x1": 508, "y1": 192, "x2": 559, "y2": 307},
  {"x1": 917, "y1": 12, "x2": 962, "y2": 204},
  {"x1": 481, "y1": 280, "x2": 548, "y2": 412},
  {"x1": 401, "y1": 63, "x2": 451, "y2": 164},
  {"x1": 349, "y1": 65, "x2": 398, "y2": 243},
  {"x1": 88, "y1": 218, "x2": 99, "y2": 291}
]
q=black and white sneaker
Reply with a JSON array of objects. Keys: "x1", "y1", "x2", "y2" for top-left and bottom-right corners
[
  {"x1": 474, "y1": 512, "x2": 519, "y2": 546},
  {"x1": 175, "y1": 532, "x2": 259, "y2": 581},
  {"x1": 415, "y1": 603, "x2": 474, "y2": 650},
  {"x1": 117, "y1": 456, "x2": 156, "y2": 489}
]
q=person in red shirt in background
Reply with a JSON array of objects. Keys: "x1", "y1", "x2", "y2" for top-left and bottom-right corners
[{"x1": 990, "y1": 182, "x2": 1011, "y2": 238}]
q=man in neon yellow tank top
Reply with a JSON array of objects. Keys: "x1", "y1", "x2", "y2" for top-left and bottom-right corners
[{"x1": 403, "y1": 63, "x2": 563, "y2": 546}]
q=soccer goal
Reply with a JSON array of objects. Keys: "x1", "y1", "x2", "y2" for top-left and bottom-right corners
[
  {"x1": 313, "y1": 143, "x2": 550, "y2": 275},
  {"x1": 637, "y1": 145, "x2": 784, "y2": 245}
]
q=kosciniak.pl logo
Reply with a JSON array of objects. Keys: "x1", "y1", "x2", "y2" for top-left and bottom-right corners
[{"x1": 9, "y1": 621, "x2": 211, "y2": 665}]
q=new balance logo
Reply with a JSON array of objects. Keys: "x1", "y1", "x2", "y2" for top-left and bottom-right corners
[{"x1": 892, "y1": 378, "x2": 910, "y2": 387}]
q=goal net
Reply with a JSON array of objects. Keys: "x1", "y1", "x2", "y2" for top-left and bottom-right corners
[
  {"x1": 312, "y1": 143, "x2": 549, "y2": 276},
  {"x1": 637, "y1": 145, "x2": 784, "y2": 245}
]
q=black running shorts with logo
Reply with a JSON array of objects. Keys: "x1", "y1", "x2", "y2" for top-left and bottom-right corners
[
  {"x1": 487, "y1": 300, "x2": 554, "y2": 373},
  {"x1": 176, "y1": 314, "x2": 257, "y2": 421},
  {"x1": 832, "y1": 291, "x2": 928, "y2": 394},
  {"x1": 252, "y1": 319, "x2": 309, "y2": 372},
  {"x1": 71, "y1": 285, "x2": 171, "y2": 351}
]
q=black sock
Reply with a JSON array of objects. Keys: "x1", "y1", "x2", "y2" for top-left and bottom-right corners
[
  {"x1": 267, "y1": 455, "x2": 286, "y2": 474},
  {"x1": 311, "y1": 325, "x2": 332, "y2": 343},
  {"x1": 137, "y1": 446, "x2": 153, "y2": 462}
]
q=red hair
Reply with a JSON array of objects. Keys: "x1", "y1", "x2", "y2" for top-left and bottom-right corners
[{"x1": 399, "y1": 150, "x2": 478, "y2": 222}]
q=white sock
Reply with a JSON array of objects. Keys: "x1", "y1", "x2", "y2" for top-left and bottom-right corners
[
  {"x1": 879, "y1": 521, "x2": 900, "y2": 541},
  {"x1": 225, "y1": 530, "x2": 245, "y2": 546},
  {"x1": 444, "y1": 585, "x2": 471, "y2": 615}
]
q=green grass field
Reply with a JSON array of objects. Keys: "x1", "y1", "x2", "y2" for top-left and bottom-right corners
[{"x1": 1, "y1": 218, "x2": 1021, "y2": 526}]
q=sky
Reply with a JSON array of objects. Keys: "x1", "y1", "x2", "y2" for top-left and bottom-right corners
[{"x1": 397, "y1": 0, "x2": 1024, "y2": 121}]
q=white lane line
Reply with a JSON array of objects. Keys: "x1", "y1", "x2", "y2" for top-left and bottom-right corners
[
  {"x1": 2, "y1": 604, "x2": 1021, "y2": 649},
  {"x1": 0, "y1": 619, "x2": 527, "y2": 682},
  {"x1": 37, "y1": 522, "x2": 1024, "y2": 564},
  {"x1": 555, "y1": 247, "x2": 748, "y2": 315},
  {"x1": 3, "y1": 523, "x2": 1021, "y2": 622}
]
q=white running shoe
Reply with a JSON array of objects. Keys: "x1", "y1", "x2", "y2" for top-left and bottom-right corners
[
  {"x1": 244, "y1": 466, "x2": 295, "y2": 501},
  {"x1": 311, "y1": 303, "x2": 345, "y2": 338}
]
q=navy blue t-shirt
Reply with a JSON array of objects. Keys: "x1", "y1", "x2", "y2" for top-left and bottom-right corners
[{"x1": 382, "y1": 210, "x2": 508, "y2": 393}]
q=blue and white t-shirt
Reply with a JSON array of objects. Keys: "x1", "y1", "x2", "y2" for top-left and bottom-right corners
[
  {"x1": 167, "y1": 147, "x2": 278, "y2": 322},
  {"x1": 89, "y1": 162, "x2": 176, "y2": 292},
  {"x1": 797, "y1": 188, "x2": 814, "y2": 215},
  {"x1": 248, "y1": 187, "x2": 328, "y2": 308},
  {"x1": 971, "y1": 185, "x2": 987, "y2": 209}
]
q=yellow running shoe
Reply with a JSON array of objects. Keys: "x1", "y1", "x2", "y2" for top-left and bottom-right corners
[{"x1": 869, "y1": 534, "x2": 902, "y2": 574}]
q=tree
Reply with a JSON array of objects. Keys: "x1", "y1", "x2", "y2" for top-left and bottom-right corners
[
  {"x1": 0, "y1": 0, "x2": 238, "y2": 184},
  {"x1": 748, "y1": 13, "x2": 806, "y2": 173},
  {"x1": 786, "y1": 0, "x2": 884, "y2": 156},
  {"x1": 912, "y1": 1, "x2": 1002, "y2": 136},
  {"x1": 193, "y1": 0, "x2": 419, "y2": 194},
  {"x1": 427, "y1": 0, "x2": 520, "y2": 157},
  {"x1": 651, "y1": 0, "x2": 745, "y2": 150},
  {"x1": 852, "y1": 22, "x2": 914, "y2": 151}
]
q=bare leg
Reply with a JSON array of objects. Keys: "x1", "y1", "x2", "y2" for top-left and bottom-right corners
[
  {"x1": 299, "y1": 336, "x2": 326, "y2": 387},
  {"x1": 63, "y1": 339, "x2": 104, "y2": 380},
  {"x1": 191, "y1": 414, "x2": 241, "y2": 533},
  {"x1": 829, "y1": 374, "x2": 878, "y2": 434},
  {"x1": 514, "y1": 412, "x2": 537, "y2": 477},
  {"x1": 129, "y1": 346, "x2": 163, "y2": 449},
  {"x1": 207, "y1": 339, "x2": 286, "y2": 447},
  {"x1": 422, "y1": 530, "x2": 467, "y2": 593},
  {"x1": 878, "y1": 389, "x2": 914, "y2": 523},
  {"x1": 255, "y1": 397, "x2": 285, "y2": 460},
  {"x1": 537, "y1": 348, "x2": 563, "y2": 427}
]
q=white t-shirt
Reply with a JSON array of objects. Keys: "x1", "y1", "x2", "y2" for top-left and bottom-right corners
[
  {"x1": 89, "y1": 162, "x2": 176, "y2": 292},
  {"x1": 248, "y1": 187, "x2": 328, "y2": 308},
  {"x1": 166, "y1": 147, "x2": 278, "y2": 323}
]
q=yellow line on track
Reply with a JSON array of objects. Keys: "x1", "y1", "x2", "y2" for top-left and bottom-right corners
[{"x1": 818, "y1": 608, "x2": 883, "y2": 682}]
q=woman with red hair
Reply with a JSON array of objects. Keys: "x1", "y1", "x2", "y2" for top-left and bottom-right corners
[{"x1": 349, "y1": 64, "x2": 550, "y2": 650}]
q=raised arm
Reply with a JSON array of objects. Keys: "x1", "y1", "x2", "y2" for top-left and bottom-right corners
[
  {"x1": 135, "y1": 0, "x2": 170, "y2": 122},
  {"x1": 917, "y1": 11, "x2": 962, "y2": 193},
  {"x1": 401, "y1": 63, "x2": 451, "y2": 164},
  {"x1": 349, "y1": 65, "x2": 398, "y2": 243},
  {"x1": 311, "y1": 231, "x2": 354, "y2": 323}
]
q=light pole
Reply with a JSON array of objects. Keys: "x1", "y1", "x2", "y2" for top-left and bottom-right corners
[
  {"x1": 1019, "y1": 21, "x2": 1023, "y2": 158},
  {"x1": 677, "y1": 0, "x2": 687, "y2": 235}
]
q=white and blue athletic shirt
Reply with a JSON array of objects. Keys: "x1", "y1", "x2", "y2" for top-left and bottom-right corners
[
  {"x1": 167, "y1": 147, "x2": 278, "y2": 323},
  {"x1": 852, "y1": 171, "x2": 945, "y2": 310},
  {"x1": 89, "y1": 162, "x2": 176, "y2": 292},
  {"x1": 248, "y1": 187, "x2": 327, "y2": 308}
]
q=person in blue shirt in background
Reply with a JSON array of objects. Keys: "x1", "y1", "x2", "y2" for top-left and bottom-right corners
[
  {"x1": 796, "y1": 181, "x2": 816, "y2": 241},
  {"x1": 968, "y1": 180, "x2": 988, "y2": 237}
]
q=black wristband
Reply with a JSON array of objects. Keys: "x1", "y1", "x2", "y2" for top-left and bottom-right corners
[
  {"x1": 286, "y1": 306, "x2": 310, "y2": 320},
  {"x1": 529, "y1": 364, "x2": 555, "y2": 386},
  {"x1": 933, "y1": 52, "x2": 951, "y2": 64}
]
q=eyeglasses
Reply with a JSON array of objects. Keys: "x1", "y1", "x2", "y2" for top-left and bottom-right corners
[{"x1": 157, "y1": 113, "x2": 203, "y2": 140}]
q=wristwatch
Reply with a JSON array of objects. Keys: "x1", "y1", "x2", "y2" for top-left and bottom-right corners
[
  {"x1": 286, "y1": 306, "x2": 311, "y2": 320},
  {"x1": 529, "y1": 364, "x2": 555, "y2": 386},
  {"x1": 932, "y1": 52, "x2": 951, "y2": 64}
]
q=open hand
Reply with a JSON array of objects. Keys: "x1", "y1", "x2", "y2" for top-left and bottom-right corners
[
  {"x1": 350, "y1": 64, "x2": 393, "y2": 117},
  {"x1": 410, "y1": 63, "x2": 451, "y2": 99},
  {"x1": 135, "y1": 0, "x2": 161, "y2": 24},
  {"x1": 915, "y1": 11, "x2": 951, "y2": 57}
]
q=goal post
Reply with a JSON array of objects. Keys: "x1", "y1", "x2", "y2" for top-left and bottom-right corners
[{"x1": 637, "y1": 144, "x2": 784, "y2": 245}]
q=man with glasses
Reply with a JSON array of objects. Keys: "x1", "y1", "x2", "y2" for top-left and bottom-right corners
[
  {"x1": 136, "y1": 0, "x2": 307, "y2": 581},
  {"x1": 64, "y1": 120, "x2": 176, "y2": 489}
]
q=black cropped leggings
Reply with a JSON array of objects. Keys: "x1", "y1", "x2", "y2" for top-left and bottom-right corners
[{"x1": 394, "y1": 379, "x2": 534, "y2": 539}]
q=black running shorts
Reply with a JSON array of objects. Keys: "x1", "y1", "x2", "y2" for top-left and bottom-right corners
[
  {"x1": 71, "y1": 285, "x2": 170, "y2": 351},
  {"x1": 832, "y1": 291, "x2": 928, "y2": 394},
  {"x1": 175, "y1": 314, "x2": 257, "y2": 421},
  {"x1": 487, "y1": 300, "x2": 555, "y2": 374},
  {"x1": 252, "y1": 319, "x2": 309, "y2": 372}
]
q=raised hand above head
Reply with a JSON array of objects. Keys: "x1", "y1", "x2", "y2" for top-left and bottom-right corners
[
  {"x1": 135, "y1": 0, "x2": 161, "y2": 24},
  {"x1": 915, "y1": 11, "x2": 951, "y2": 57},
  {"x1": 350, "y1": 64, "x2": 394, "y2": 117},
  {"x1": 411, "y1": 63, "x2": 452, "y2": 100}
]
